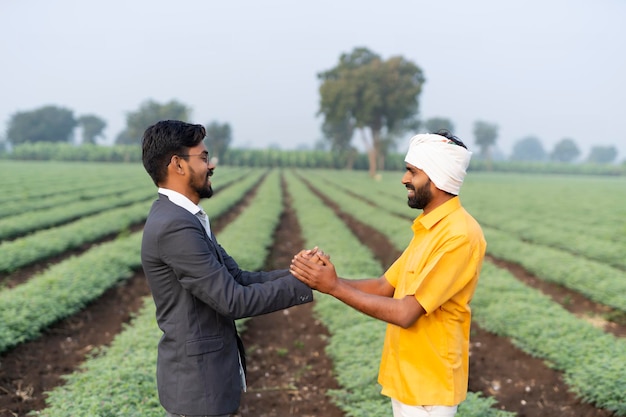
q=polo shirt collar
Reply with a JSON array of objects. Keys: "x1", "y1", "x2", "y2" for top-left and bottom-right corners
[{"x1": 414, "y1": 196, "x2": 461, "y2": 230}]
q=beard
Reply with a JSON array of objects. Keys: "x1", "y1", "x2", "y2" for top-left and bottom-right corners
[
  {"x1": 190, "y1": 167, "x2": 214, "y2": 199},
  {"x1": 407, "y1": 179, "x2": 432, "y2": 209},
  {"x1": 197, "y1": 183, "x2": 213, "y2": 199}
]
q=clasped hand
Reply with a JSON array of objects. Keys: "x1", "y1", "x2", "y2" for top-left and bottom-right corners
[{"x1": 290, "y1": 247, "x2": 337, "y2": 294}]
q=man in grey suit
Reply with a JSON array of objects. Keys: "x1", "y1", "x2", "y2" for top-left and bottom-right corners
[{"x1": 140, "y1": 120, "x2": 314, "y2": 417}]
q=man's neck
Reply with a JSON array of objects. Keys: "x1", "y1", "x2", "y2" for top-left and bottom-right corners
[{"x1": 422, "y1": 194, "x2": 455, "y2": 215}]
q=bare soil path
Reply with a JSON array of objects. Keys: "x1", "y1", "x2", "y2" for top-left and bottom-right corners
[{"x1": 235, "y1": 179, "x2": 344, "y2": 417}]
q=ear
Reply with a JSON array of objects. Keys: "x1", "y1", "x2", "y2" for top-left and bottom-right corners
[{"x1": 168, "y1": 155, "x2": 186, "y2": 176}]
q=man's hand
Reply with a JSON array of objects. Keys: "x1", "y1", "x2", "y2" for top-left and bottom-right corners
[
  {"x1": 295, "y1": 246, "x2": 328, "y2": 266},
  {"x1": 290, "y1": 249, "x2": 337, "y2": 294}
]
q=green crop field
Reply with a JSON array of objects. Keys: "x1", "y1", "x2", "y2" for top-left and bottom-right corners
[{"x1": 1, "y1": 160, "x2": 624, "y2": 416}]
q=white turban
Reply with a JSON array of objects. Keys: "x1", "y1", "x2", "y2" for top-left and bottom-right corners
[{"x1": 404, "y1": 133, "x2": 472, "y2": 195}]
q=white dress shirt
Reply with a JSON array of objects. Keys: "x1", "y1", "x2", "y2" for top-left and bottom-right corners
[{"x1": 157, "y1": 188, "x2": 212, "y2": 237}]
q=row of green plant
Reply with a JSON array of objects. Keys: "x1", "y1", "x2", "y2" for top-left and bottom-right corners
[
  {"x1": 2, "y1": 143, "x2": 374, "y2": 169},
  {"x1": 0, "y1": 179, "x2": 143, "y2": 218},
  {"x1": 284, "y1": 173, "x2": 514, "y2": 417},
  {"x1": 0, "y1": 160, "x2": 150, "y2": 204},
  {"x1": 473, "y1": 263, "x2": 626, "y2": 415},
  {"x1": 469, "y1": 159, "x2": 626, "y2": 176},
  {"x1": 481, "y1": 228, "x2": 626, "y2": 312},
  {"x1": 0, "y1": 169, "x2": 264, "y2": 354},
  {"x1": 0, "y1": 162, "x2": 253, "y2": 241},
  {"x1": 0, "y1": 158, "x2": 247, "y2": 206},
  {"x1": 36, "y1": 170, "x2": 284, "y2": 416},
  {"x1": 482, "y1": 217, "x2": 625, "y2": 270},
  {"x1": 210, "y1": 169, "x2": 283, "y2": 334},
  {"x1": 222, "y1": 148, "x2": 375, "y2": 170},
  {"x1": 298, "y1": 170, "x2": 413, "y2": 253},
  {"x1": 3, "y1": 143, "x2": 624, "y2": 175},
  {"x1": 0, "y1": 186, "x2": 156, "y2": 240},
  {"x1": 0, "y1": 167, "x2": 254, "y2": 274},
  {"x1": 0, "y1": 232, "x2": 143, "y2": 354},
  {"x1": 310, "y1": 170, "x2": 626, "y2": 311},
  {"x1": 216, "y1": 170, "x2": 283, "y2": 272},
  {"x1": 33, "y1": 298, "x2": 161, "y2": 416},
  {"x1": 459, "y1": 173, "x2": 626, "y2": 269},
  {"x1": 301, "y1": 170, "x2": 626, "y2": 414},
  {"x1": 5, "y1": 142, "x2": 142, "y2": 162},
  {"x1": 312, "y1": 169, "x2": 626, "y2": 250},
  {"x1": 0, "y1": 200, "x2": 150, "y2": 274}
]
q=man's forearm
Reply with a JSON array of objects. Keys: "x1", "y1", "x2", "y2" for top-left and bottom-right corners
[
  {"x1": 330, "y1": 281, "x2": 423, "y2": 328},
  {"x1": 340, "y1": 276, "x2": 393, "y2": 296}
]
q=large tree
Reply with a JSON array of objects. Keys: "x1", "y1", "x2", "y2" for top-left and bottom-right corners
[
  {"x1": 318, "y1": 47, "x2": 425, "y2": 176},
  {"x1": 550, "y1": 138, "x2": 580, "y2": 163},
  {"x1": 424, "y1": 117, "x2": 455, "y2": 134},
  {"x1": 473, "y1": 120, "x2": 498, "y2": 164},
  {"x1": 7, "y1": 105, "x2": 76, "y2": 144},
  {"x1": 116, "y1": 99, "x2": 191, "y2": 145},
  {"x1": 510, "y1": 136, "x2": 547, "y2": 161},
  {"x1": 321, "y1": 117, "x2": 357, "y2": 169},
  {"x1": 78, "y1": 114, "x2": 107, "y2": 144},
  {"x1": 204, "y1": 121, "x2": 232, "y2": 162}
]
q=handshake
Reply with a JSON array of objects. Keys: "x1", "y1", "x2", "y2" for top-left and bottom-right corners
[
  {"x1": 295, "y1": 246, "x2": 329, "y2": 266},
  {"x1": 291, "y1": 246, "x2": 336, "y2": 294}
]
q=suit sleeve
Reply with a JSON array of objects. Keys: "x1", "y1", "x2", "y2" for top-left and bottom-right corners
[
  {"x1": 216, "y1": 242, "x2": 291, "y2": 285},
  {"x1": 158, "y1": 216, "x2": 313, "y2": 319}
]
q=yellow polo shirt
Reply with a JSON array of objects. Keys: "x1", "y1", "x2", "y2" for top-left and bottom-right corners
[{"x1": 378, "y1": 197, "x2": 486, "y2": 406}]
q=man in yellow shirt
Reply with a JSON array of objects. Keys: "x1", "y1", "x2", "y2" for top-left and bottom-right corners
[{"x1": 290, "y1": 131, "x2": 486, "y2": 417}]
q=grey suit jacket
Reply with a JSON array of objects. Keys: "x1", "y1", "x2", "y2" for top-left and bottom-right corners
[{"x1": 141, "y1": 194, "x2": 313, "y2": 416}]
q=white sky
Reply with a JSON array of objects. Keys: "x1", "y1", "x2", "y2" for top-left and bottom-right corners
[{"x1": 1, "y1": 0, "x2": 625, "y2": 160}]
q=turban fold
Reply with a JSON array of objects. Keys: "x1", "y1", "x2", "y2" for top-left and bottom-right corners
[{"x1": 404, "y1": 134, "x2": 472, "y2": 195}]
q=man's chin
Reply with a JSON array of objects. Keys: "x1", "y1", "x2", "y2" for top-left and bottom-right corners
[
  {"x1": 199, "y1": 187, "x2": 213, "y2": 199},
  {"x1": 407, "y1": 198, "x2": 422, "y2": 210}
]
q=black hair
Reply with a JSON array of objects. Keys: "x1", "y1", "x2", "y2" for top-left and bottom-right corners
[
  {"x1": 142, "y1": 120, "x2": 206, "y2": 186},
  {"x1": 433, "y1": 129, "x2": 468, "y2": 150}
]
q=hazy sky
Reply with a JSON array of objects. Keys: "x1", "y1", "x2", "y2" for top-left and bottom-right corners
[{"x1": 2, "y1": 0, "x2": 625, "y2": 160}]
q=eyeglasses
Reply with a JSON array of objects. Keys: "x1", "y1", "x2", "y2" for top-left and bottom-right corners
[{"x1": 177, "y1": 153, "x2": 210, "y2": 163}]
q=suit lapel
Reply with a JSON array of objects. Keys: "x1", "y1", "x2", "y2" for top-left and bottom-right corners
[
  {"x1": 210, "y1": 234, "x2": 225, "y2": 264},
  {"x1": 160, "y1": 194, "x2": 225, "y2": 264}
]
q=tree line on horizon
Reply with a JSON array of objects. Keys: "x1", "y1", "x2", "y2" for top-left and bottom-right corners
[{"x1": 1, "y1": 47, "x2": 621, "y2": 168}]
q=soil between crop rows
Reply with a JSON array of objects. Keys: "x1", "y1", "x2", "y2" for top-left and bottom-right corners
[{"x1": 0, "y1": 174, "x2": 621, "y2": 417}]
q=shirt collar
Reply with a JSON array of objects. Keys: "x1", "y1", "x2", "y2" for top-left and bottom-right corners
[
  {"x1": 158, "y1": 187, "x2": 203, "y2": 216},
  {"x1": 414, "y1": 196, "x2": 461, "y2": 230}
]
